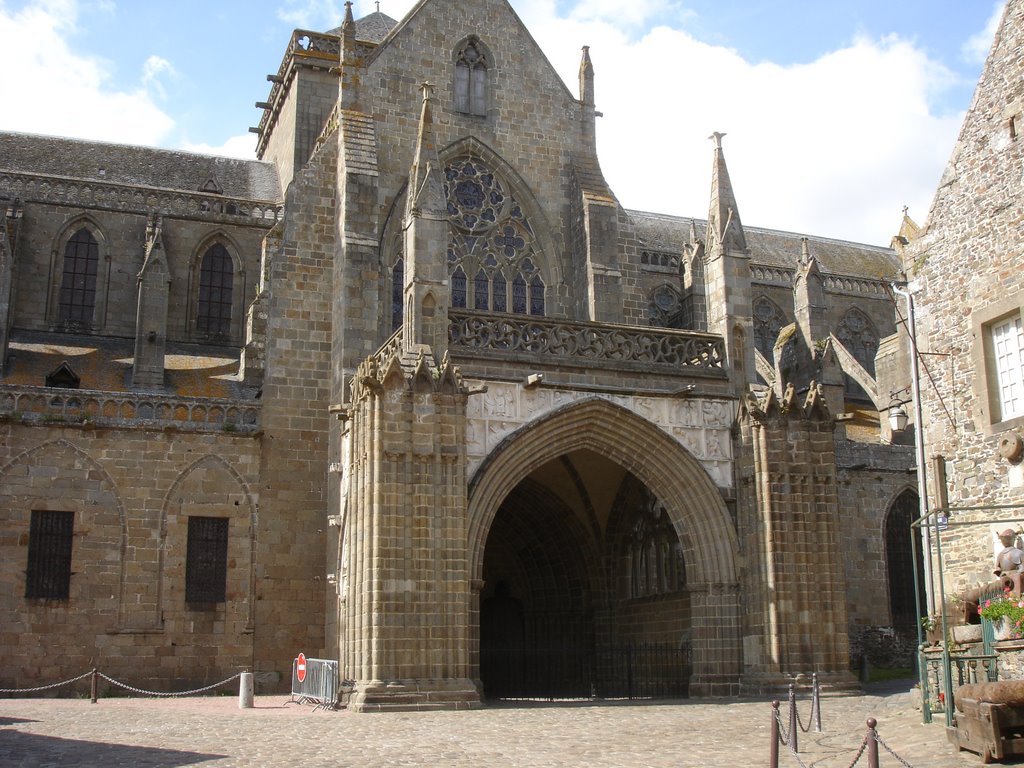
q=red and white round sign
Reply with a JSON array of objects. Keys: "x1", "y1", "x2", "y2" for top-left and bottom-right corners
[{"x1": 296, "y1": 652, "x2": 307, "y2": 683}]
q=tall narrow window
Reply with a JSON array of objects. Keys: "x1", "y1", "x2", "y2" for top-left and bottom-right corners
[
  {"x1": 58, "y1": 228, "x2": 99, "y2": 327},
  {"x1": 492, "y1": 273, "x2": 507, "y2": 313},
  {"x1": 993, "y1": 314, "x2": 1024, "y2": 421},
  {"x1": 391, "y1": 257, "x2": 404, "y2": 332},
  {"x1": 455, "y1": 40, "x2": 488, "y2": 116},
  {"x1": 529, "y1": 275, "x2": 545, "y2": 316},
  {"x1": 196, "y1": 244, "x2": 234, "y2": 339},
  {"x1": 185, "y1": 516, "x2": 229, "y2": 603},
  {"x1": 474, "y1": 269, "x2": 489, "y2": 310},
  {"x1": 511, "y1": 275, "x2": 527, "y2": 314},
  {"x1": 452, "y1": 266, "x2": 467, "y2": 308},
  {"x1": 25, "y1": 510, "x2": 74, "y2": 599}
]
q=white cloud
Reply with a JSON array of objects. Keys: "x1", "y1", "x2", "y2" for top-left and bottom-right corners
[
  {"x1": 513, "y1": 1, "x2": 967, "y2": 244},
  {"x1": 0, "y1": 0, "x2": 174, "y2": 145},
  {"x1": 181, "y1": 133, "x2": 258, "y2": 160},
  {"x1": 962, "y1": 2, "x2": 1004, "y2": 64},
  {"x1": 141, "y1": 55, "x2": 176, "y2": 100},
  {"x1": 277, "y1": 0, "x2": 344, "y2": 29}
]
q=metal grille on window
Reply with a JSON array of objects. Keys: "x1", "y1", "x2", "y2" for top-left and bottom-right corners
[
  {"x1": 196, "y1": 244, "x2": 234, "y2": 339},
  {"x1": 25, "y1": 510, "x2": 74, "y2": 599},
  {"x1": 186, "y1": 516, "x2": 229, "y2": 603},
  {"x1": 58, "y1": 228, "x2": 99, "y2": 327}
]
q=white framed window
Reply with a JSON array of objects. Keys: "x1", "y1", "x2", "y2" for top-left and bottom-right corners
[{"x1": 992, "y1": 314, "x2": 1024, "y2": 421}]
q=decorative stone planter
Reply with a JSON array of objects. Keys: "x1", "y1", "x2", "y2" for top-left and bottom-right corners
[{"x1": 952, "y1": 624, "x2": 984, "y2": 644}]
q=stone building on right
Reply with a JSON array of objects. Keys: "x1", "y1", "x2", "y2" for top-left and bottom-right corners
[{"x1": 904, "y1": 0, "x2": 1024, "y2": 600}]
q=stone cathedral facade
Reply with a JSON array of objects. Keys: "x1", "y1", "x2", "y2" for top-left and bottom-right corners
[{"x1": 0, "y1": 0, "x2": 924, "y2": 709}]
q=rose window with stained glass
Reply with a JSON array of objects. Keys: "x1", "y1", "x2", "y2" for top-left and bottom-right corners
[{"x1": 444, "y1": 156, "x2": 546, "y2": 316}]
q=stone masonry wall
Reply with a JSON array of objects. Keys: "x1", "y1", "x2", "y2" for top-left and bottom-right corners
[
  {"x1": 0, "y1": 420, "x2": 260, "y2": 691},
  {"x1": 906, "y1": 0, "x2": 1024, "y2": 602}
]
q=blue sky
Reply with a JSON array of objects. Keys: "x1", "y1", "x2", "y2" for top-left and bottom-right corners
[{"x1": 0, "y1": 0, "x2": 1004, "y2": 245}]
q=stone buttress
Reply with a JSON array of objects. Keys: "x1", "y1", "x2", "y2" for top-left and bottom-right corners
[{"x1": 736, "y1": 384, "x2": 857, "y2": 692}]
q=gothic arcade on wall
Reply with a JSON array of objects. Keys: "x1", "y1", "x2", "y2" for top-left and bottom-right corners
[{"x1": 0, "y1": 0, "x2": 927, "y2": 706}]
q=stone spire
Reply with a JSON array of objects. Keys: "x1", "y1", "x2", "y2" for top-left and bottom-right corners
[
  {"x1": 401, "y1": 82, "x2": 449, "y2": 360},
  {"x1": 706, "y1": 132, "x2": 747, "y2": 255},
  {"x1": 702, "y1": 132, "x2": 754, "y2": 390},
  {"x1": 579, "y1": 46, "x2": 594, "y2": 106},
  {"x1": 339, "y1": 1, "x2": 358, "y2": 110},
  {"x1": 578, "y1": 46, "x2": 597, "y2": 148}
]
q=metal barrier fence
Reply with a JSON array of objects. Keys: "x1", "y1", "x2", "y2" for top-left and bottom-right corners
[
  {"x1": 290, "y1": 656, "x2": 339, "y2": 711},
  {"x1": 770, "y1": 702, "x2": 914, "y2": 768}
]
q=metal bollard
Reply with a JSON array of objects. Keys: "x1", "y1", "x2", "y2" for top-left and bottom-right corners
[
  {"x1": 238, "y1": 671, "x2": 254, "y2": 709},
  {"x1": 812, "y1": 672, "x2": 822, "y2": 732},
  {"x1": 770, "y1": 701, "x2": 780, "y2": 768},
  {"x1": 866, "y1": 718, "x2": 879, "y2": 768},
  {"x1": 90, "y1": 668, "x2": 98, "y2": 704},
  {"x1": 788, "y1": 683, "x2": 798, "y2": 753}
]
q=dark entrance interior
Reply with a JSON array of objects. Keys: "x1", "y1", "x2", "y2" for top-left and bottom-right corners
[{"x1": 479, "y1": 449, "x2": 692, "y2": 700}]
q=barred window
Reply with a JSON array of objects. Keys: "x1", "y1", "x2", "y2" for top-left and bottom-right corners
[
  {"x1": 185, "y1": 516, "x2": 229, "y2": 603},
  {"x1": 58, "y1": 228, "x2": 99, "y2": 327},
  {"x1": 196, "y1": 244, "x2": 234, "y2": 339},
  {"x1": 25, "y1": 510, "x2": 74, "y2": 599}
]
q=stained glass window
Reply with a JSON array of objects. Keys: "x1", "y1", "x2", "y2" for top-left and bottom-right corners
[
  {"x1": 474, "y1": 269, "x2": 489, "y2": 310},
  {"x1": 451, "y1": 267, "x2": 467, "y2": 308},
  {"x1": 512, "y1": 275, "x2": 527, "y2": 314},
  {"x1": 444, "y1": 156, "x2": 546, "y2": 317},
  {"x1": 492, "y1": 272, "x2": 507, "y2": 312},
  {"x1": 529, "y1": 275, "x2": 545, "y2": 316}
]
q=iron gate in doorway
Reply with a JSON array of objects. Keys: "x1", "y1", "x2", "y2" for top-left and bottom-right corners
[{"x1": 481, "y1": 642, "x2": 692, "y2": 700}]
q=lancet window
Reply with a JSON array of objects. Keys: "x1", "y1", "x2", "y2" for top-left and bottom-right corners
[
  {"x1": 196, "y1": 243, "x2": 234, "y2": 339},
  {"x1": 58, "y1": 227, "x2": 100, "y2": 328},
  {"x1": 752, "y1": 297, "x2": 788, "y2": 362},
  {"x1": 454, "y1": 39, "x2": 488, "y2": 116},
  {"x1": 837, "y1": 307, "x2": 879, "y2": 398}
]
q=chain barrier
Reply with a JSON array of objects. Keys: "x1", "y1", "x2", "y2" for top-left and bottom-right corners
[
  {"x1": 769, "y1": 704, "x2": 916, "y2": 768},
  {"x1": 873, "y1": 730, "x2": 916, "y2": 768},
  {"x1": 774, "y1": 708, "x2": 812, "y2": 768},
  {"x1": 0, "y1": 670, "x2": 94, "y2": 694},
  {"x1": 0, "y1": 669, "x2": 241, "y2": 699},
  {"x1": 97, "y1": 672, "x2": 241, "y2": 698}
]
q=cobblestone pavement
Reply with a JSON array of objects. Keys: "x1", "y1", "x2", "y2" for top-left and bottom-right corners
[{"x1": 0, "y1": 682, "x2": 1000, "y2": 767}]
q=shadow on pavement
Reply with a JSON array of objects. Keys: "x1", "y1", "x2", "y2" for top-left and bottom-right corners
[{"x1": 0, "y1": 730, "x2": 226, "y2": 767}]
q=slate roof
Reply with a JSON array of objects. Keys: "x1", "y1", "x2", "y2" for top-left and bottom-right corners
[
  {"x1": 327, "y1": 11, "x2": 399, "y2": 43},
  {"x1": 0, "y1": 131, "x2": 281, "y2": 202},
  {"x1": 627, "y1": 210, "x2": 900, "y2": 280},
  {"x1": 4, "y1": 330, "x2": 251, "y2": 399}
]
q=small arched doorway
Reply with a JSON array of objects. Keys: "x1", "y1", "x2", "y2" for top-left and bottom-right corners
[
  {"x1": 885, "y1": 489, "x2": 925, "y2": 631},
  {"x1": 468, "y1": 398, "x2": 740, "y2": 699}
]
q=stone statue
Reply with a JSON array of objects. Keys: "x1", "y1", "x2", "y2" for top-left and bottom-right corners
[{"x1": 995, "y1": 528, "x2": 1024, "y2": 593}]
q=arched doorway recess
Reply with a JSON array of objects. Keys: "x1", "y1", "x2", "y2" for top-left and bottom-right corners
[{"x1": 468, "y1": 398, "x2": 742, "y2": 698}]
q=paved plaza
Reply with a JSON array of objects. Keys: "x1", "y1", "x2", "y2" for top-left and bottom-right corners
[{"x1": 0, "y1": 681, "x2": 999, "y2": 767}]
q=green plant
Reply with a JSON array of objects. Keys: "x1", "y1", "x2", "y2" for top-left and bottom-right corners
[
  {"x1": 920, "y1": 613, "x2": 939, "y2": 632},
  {"x1": 978, "y1": 588, "x2": 1024, "y2": 637}
]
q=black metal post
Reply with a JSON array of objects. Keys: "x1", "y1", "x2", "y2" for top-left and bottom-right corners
[
  {"x1": 866, "y1": 718, "x2": 879, "y2": 768},
  {"x1": 812, "y1": 672, "x2": 821, "y2": 732},
  {"x1": 770, "y1": 701, "x2": 780, "y2": 768},
  {"x1": 788, "y1": 684, "x2": 798, "y2": 753}
]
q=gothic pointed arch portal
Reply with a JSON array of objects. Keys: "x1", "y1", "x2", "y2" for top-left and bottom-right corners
[{"x1": 468, "y1": 398, "x2": 741, "y2": 698}]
